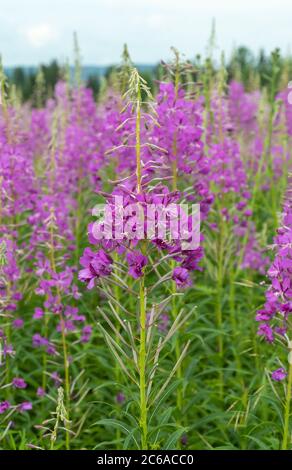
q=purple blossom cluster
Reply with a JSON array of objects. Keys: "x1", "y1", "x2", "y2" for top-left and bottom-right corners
[
  {"x1": 0, "y1": 81, "x2": 101, "y2": 416},
  {"x1": 256, "y1": 181, "x2": 292, "y2": 381},
  {"x1": 1, "y1": 53, "x2": 291, "y2": 446},
  {"x1": 256, "y1": 188, "x2": 292, "y2": 344}
]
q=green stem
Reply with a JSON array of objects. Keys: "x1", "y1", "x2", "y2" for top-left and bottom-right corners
[
  {"x1": 282, "y1": 357, "x2": 292, "y2": 450},
  {"x1": 229, "y1": 270, "x2": 248, "y2": 408},
  {"x1": 139, "y1": 277, "x2": 148, "y2": 450},
  {"x1": 134, "y1": 71, "x2": 147, "y2": 449},
  {"x1": 171, "y1": 74, "x2": 182, "y2": 412},
  {"x1": 216, "y1": 212, "x2": 224, "y2": 399},
  {"x1": 42, "y1": 306, "x2": 49, "y2": 391},
  {"x1": 136, "y1": 86, "x2": 142, "y2": 193},
  {"x1": 49, "y1": 217, "x2": 70, "y2": 450},
  {"x1": 5, "y1": 282, "x2": 12, "y2": 399},
  {"x1": 59, "y1": 316, "x2": 70, "y2": 450},
  {"x1": 171, "y1": 261, "x2": 182, "y2": 412},
  {"x1": 75, "y1": 172, "x2": 83, "y2": 266},
  {"x1": 113, "y1": 253, "x2": 121, "y2": 448},
  {"x1": 172, "y1": 159, "x2": 177, "y2": 192}
]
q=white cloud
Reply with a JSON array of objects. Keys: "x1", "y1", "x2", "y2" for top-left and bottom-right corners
[
  {"x1": 23, "y1": 23, "x2": 58, "y2": 47},
  {"x1": 0, "y1": 0, "x2": 291, "y2": 65}
]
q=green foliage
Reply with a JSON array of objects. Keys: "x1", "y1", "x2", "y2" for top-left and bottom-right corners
[{"x1": 8, "y1": 45, "x2": 292, "y2": 107}]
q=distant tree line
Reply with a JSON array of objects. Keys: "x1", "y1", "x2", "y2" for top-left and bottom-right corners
[
  {"x1": 10, "y1": 60, "x2": 61, "y2": 105},
  {"x1": 5, "y1": 46, "x2": 292, "y2": 106}
]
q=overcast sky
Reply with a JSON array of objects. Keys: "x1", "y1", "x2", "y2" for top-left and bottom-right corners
[{"x1": 1, "y1": 0, "x2": 292, "y2": 66}]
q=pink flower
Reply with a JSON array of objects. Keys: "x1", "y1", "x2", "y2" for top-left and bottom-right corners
[
  {"x1": 37, "y1": 387, "x2": 45, "y2": 397},
  {"x1": 33, "y1": 307, "x2": 44, "y2": 319},
  {"x1": 0, "y1": 401, "x2": 10, "y2": 414},
  {"x1": 271, "y1": 368, "x2": 287, "y2": 382},
  {"x1": 12, "y1": 378, "x2": 27, "y2": 389},
  {"x1": 79, "y1": 248, "x2": 113, "y2": 289},
  {"x1": 18, "y1": 401, "x2": 32, "y2": 412},
  {"x1": 172, "y1": 267, "x2": 191, "y2": 288},
  {"x1": 126, "y1": 250, "x2": 148, "y2": 279},
  {"x1": 13, "y1": 318, "x2": 24, "y2": 329}
]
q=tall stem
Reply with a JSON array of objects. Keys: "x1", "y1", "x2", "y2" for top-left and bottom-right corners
[
  {"x1": 171, "y1": 134, "x2": 182, "y2": 411},
  {"x1": 139, "y1": 276, "x2": 148, "y2": 449},
  {"x1": 229, "y1": 268, "x2": 248, "y2": 408},
  {"x1": 135, "y1": 72, "x2": 148, "y2": 449},
  {"x1": 0, "y1": 176, "x2": 3, "y2": 227},
  {"x1": 113, "y1": 253, "x2": 121, "y2": 447},
  {"x1": 49, "y1": 212, "x2": 70, "y2": 450},
  {"x1": 42, "y1": 301, "x2": 49, "y2": 391},
  {"x1": 5, "y1": 281, "x2": 12, "y2": 399},
  {"x1": 216, "y1": 209, "x2": 224, "y2": 399},
  {"x1": 171, "y1": 276, "x2": 182, "y2": 411},
  {"x1": 136, "y1": 86, "x2": 142, "y2": 193},
  {"x1": 170, "y1": 67, "x2": 183, "y2": 412},
  {"x1": 282, "y1": 356, "x2": 292, "y2": 450}
]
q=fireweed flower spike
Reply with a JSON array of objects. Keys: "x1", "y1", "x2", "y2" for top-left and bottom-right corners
[
  {"x1": 25, "y1": 74, "x2": 97, "y2": 448},
  {"x1": 199, "y1": 55, "x2": 270, "y2": 401},
  {"x1": 79, "y1": 67, "x2": 202, "y2": 449},
  {"x1": 0, "y1": 65, "x2": 32, "y2": 414},
  {"x1": 256, "y1": 177, "x2": 292, "y2": 450},
  {"x1": 152, "y1": 50, "x2": 207, "y2": 414}
]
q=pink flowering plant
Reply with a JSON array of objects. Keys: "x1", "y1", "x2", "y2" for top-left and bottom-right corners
[{"x1": 0, "y1": 40, "x2": 292, "y2": 451}]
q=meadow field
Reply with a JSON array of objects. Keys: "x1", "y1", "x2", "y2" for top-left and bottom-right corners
[{"x1": 0, "y1": 44, "x2": 292, "y2": 451}]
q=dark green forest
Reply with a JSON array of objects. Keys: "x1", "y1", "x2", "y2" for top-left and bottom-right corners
[{"x1": 4, "y1": 46, "x2": 292, "y2": 106}]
